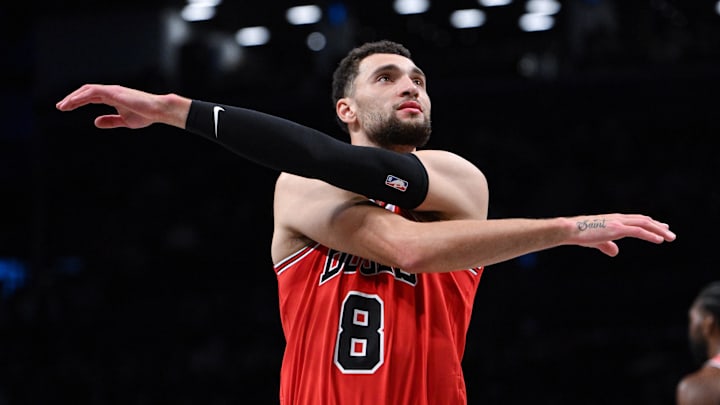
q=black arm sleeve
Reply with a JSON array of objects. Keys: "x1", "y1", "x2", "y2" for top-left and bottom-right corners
[{"x1": 185, "y1": 100, "x2": 429, "y2": 209}]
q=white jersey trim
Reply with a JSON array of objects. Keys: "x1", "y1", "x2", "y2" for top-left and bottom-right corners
[{"x1": 274, "y1": 242, "x2": 320, "y2": 276}]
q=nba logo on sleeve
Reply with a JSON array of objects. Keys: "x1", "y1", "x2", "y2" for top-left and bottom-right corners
[{"x1": 385, "y1": 175, "x2": 408, "y2": 192}]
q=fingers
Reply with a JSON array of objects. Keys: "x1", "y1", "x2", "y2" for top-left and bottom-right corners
[
  {"x1": 657, "y1": 222, "x2": 676, "y2": 242},
  {"x1": 589, "y1": 215, "x2": 673, "y2": 256},
  {"x1": 623, "y1": 214, "x2": 676, "y2": 242},
  {"x1": 55, "y1": 85, "x2": 88, "y2": 110},
  {"x1": 596, "y1": 241, "x2": 619, "y2": 257},
  {"x1": 94, "y1": 115, "x2": 127, "y2": 129},
  {"x1": 55, "y1": 84, "x2": 106, "y2": 111},
  {"x1": 630, "y1": 227, "x2": 668, "y2": 244},
  {"x1": 55, "y1": 97, "x2": 74, "y2": 111}
]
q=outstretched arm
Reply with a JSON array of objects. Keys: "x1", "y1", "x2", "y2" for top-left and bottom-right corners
[
  {"x1": 274, "y1": 174, "x2": 677, "y2": 273},
  {"x1": 56, "y1": 84, "x2": 429, "y2": 209}
]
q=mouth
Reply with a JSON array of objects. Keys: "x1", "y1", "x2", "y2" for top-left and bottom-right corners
[{"x1": 397, "y1": 101, "x2": 423, "y2": 114}]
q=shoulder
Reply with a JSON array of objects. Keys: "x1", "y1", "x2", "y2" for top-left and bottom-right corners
[
  {"x1": 274, "y1": 172, "x2": 349, "y2": 199},
  {"x1": 413, "y1": 149, "x2": 483, "y2": 171},
  {"x1": 676, "y1": 367, "x2": 720, "y2": 405},
  {"x1": 411, "y1": 149, "x2": 488, "y2": 220},
  {"x1": 413, "y1": 149, "x2": 487, "y2": 192}
]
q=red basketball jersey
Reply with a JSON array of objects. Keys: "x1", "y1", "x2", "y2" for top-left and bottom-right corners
[{"x1": 273, "y1": 203, "x2": 483, "y2": 405}]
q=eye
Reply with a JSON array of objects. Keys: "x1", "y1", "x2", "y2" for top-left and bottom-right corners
[
  {"x1": 413, "y1": 78, "x2": 424, "y2": 86},
  {"x1": 377, "y1": 75, "x2": 391, "y2": 82}
]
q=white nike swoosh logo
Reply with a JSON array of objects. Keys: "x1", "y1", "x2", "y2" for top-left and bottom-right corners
[{"x1": 213, "y1": 106, "x2": 225, "y2": 138}]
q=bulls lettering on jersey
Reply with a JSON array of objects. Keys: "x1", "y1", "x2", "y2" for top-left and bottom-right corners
[{"x1": 320, "y1": 248, "x2": 417, "y2": 285}]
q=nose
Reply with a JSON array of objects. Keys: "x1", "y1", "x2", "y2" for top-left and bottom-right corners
[{"x1": 399, "y1": 75, "x2": 420, "y2": 98}]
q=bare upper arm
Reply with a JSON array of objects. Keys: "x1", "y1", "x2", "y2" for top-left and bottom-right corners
[
  {"x1": 412, "y1": 150, "x2": 488, "y2": 220},
  {"x1": 271, "y1": 173, "x2": 412, "y2": 265}
]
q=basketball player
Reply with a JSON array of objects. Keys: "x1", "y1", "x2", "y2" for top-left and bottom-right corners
[
  {"x1": 677, "y1": 281, "x2": 720, "y2": 405},
  {"x1": 57, "y1": 40, "x2": 675, "y2": 404}
]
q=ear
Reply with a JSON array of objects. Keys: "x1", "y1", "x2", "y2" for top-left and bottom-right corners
[{"x1": 336, "y1": 98, "x2": 356, "y2": 126}]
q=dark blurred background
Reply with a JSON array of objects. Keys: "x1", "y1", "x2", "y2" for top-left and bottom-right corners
[{"x1": 1, "y1": 0, "x2": 719, "y2": 404}]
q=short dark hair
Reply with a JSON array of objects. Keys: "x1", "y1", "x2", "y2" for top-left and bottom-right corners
[
  {"x1": 331, "y1": 40, "x2": 412, "y2": 133},
  {"x1": 695, "y1": 281, "x2": 720, "y2": 324}
]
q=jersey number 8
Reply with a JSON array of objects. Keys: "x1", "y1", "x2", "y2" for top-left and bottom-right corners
[{"x1": 334, "y1": 291, "x2": 384, "y2": 374}]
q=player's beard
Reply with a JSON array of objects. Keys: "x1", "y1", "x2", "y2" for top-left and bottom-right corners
[
  {"x1": 363, "y1": 110, "x2": 431, "y2": 149},
  {"x1": 689, "y1": 335, "x2": 709, "y2": 367}
]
